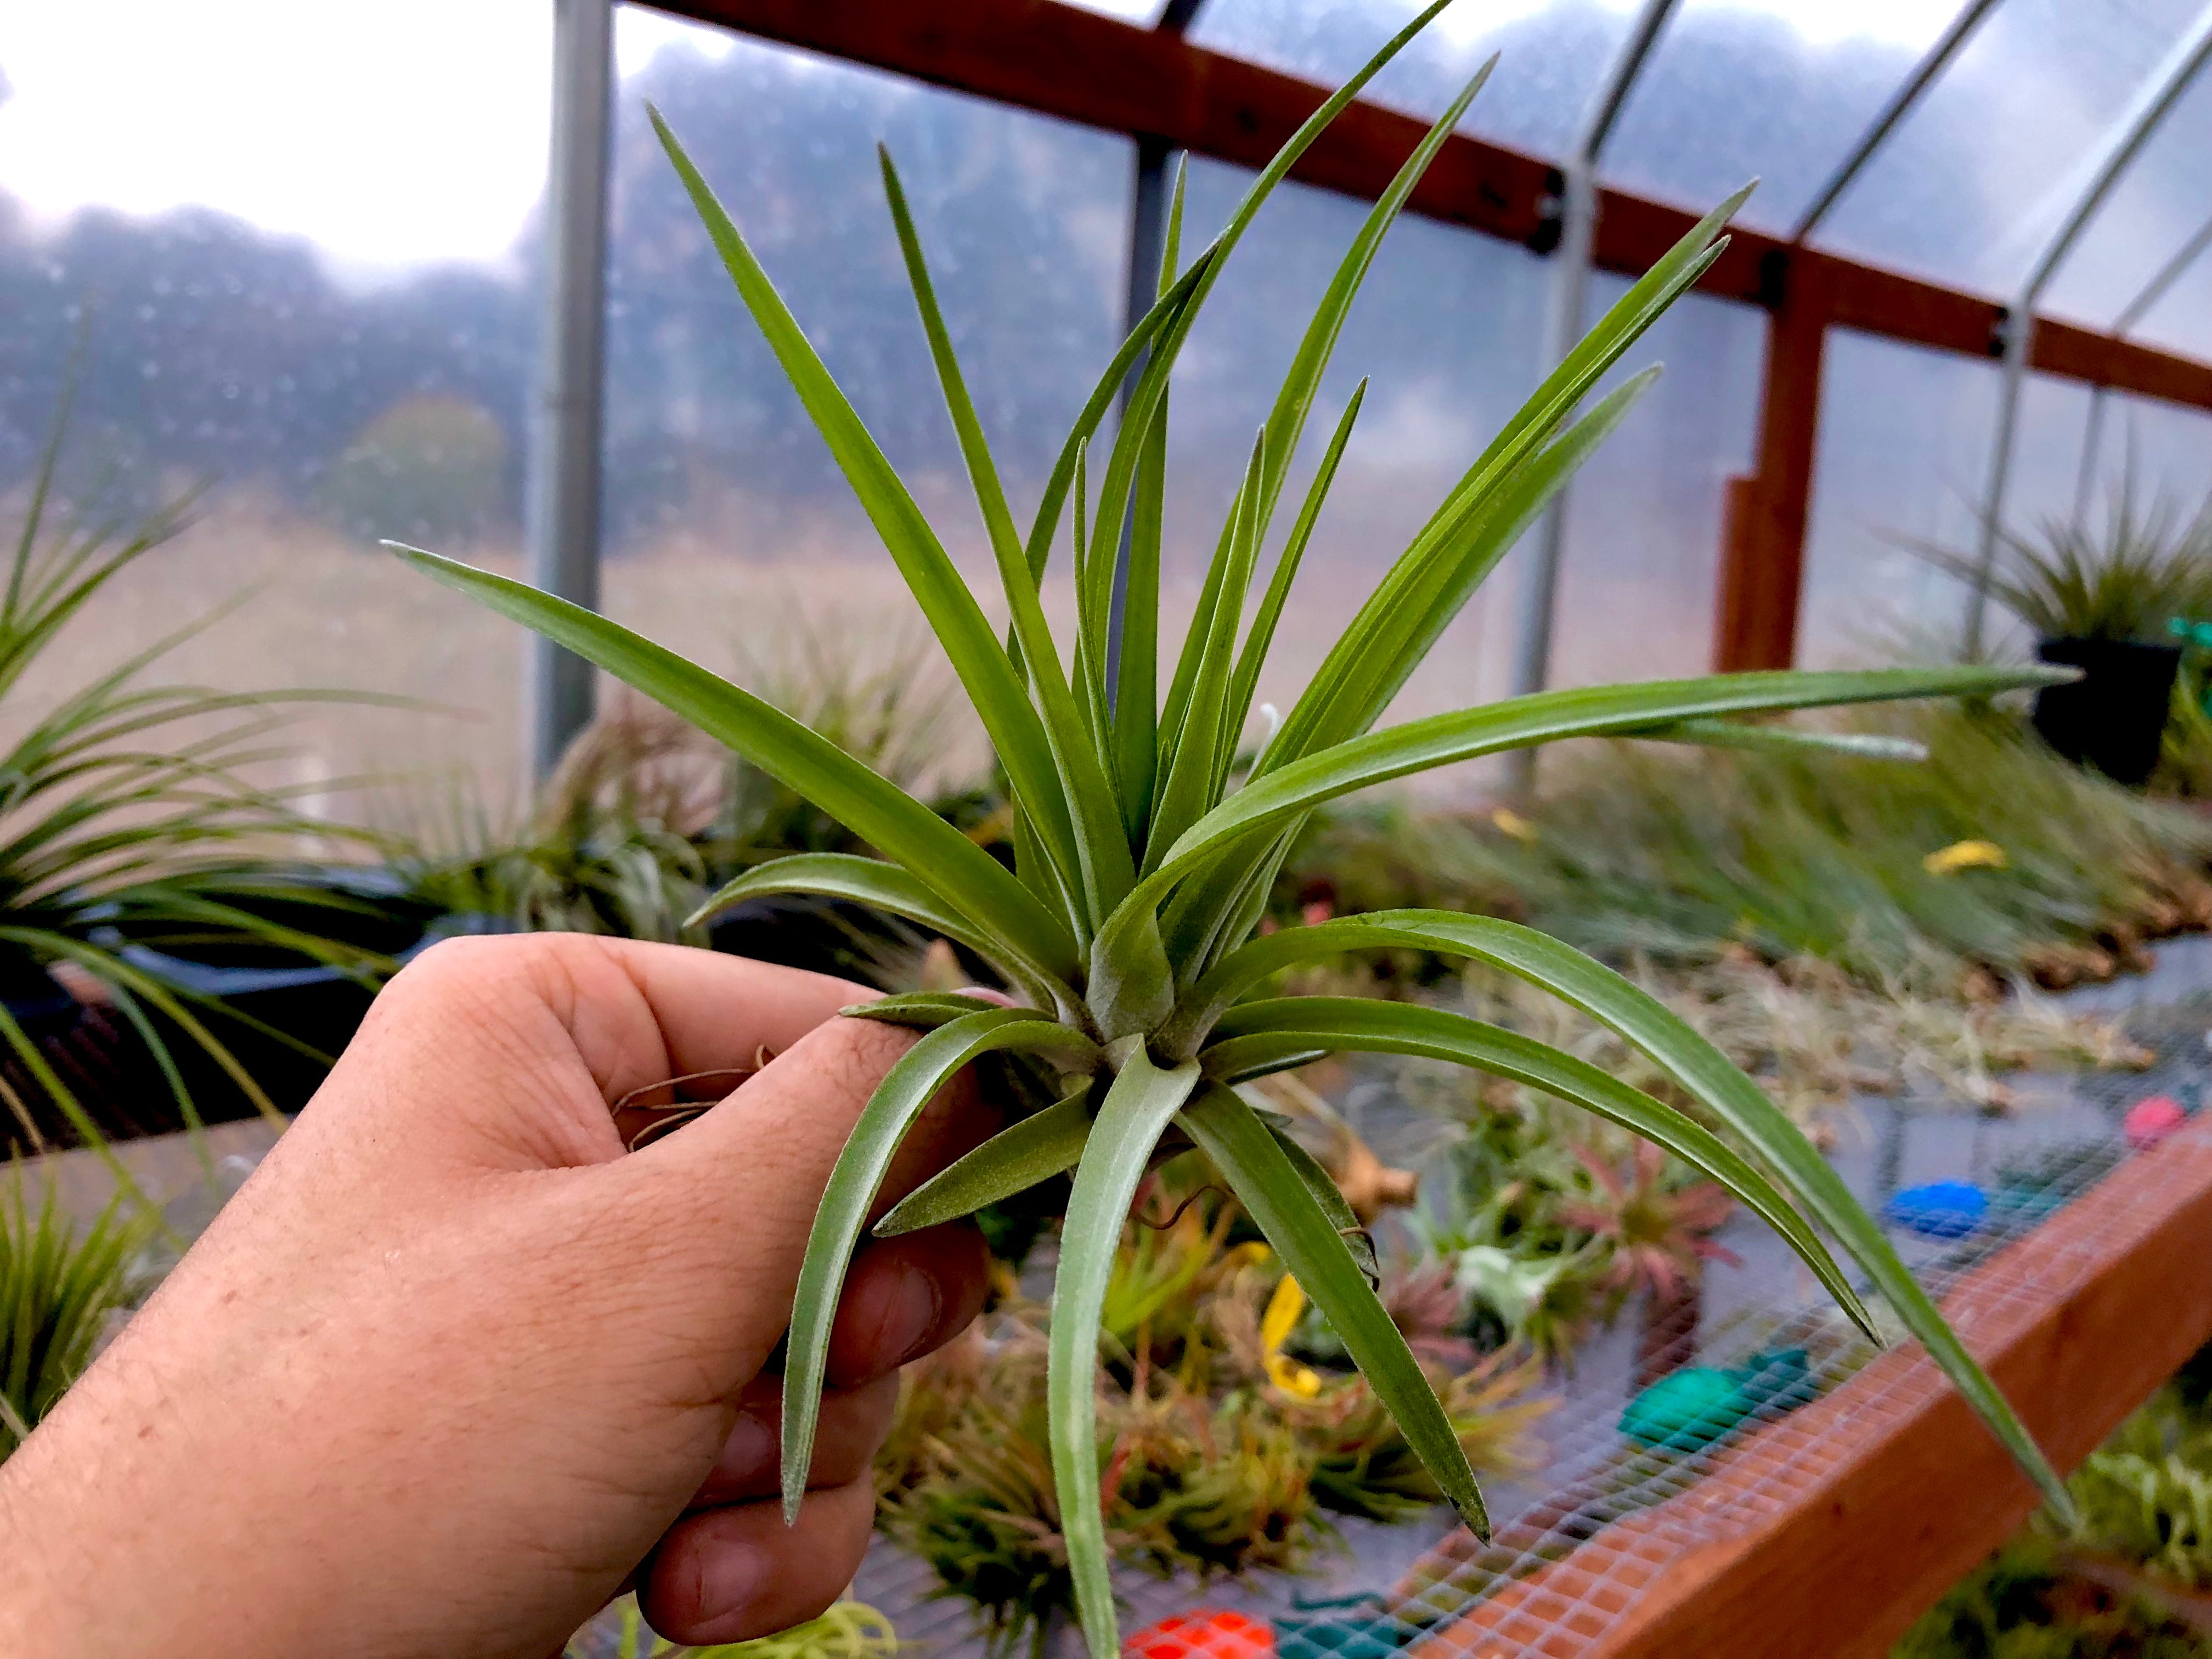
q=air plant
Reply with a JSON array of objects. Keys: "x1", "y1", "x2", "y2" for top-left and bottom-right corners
[
  {"x1": 394, "y1": 7, "x2": 2071, "y2": 1650},
  {"x1": 0, "y1": 1177, "x2": 150, "y2": 1457},
  {"x1": 571, "y1": 1594, "x2": 901, "y2": 1659},
  {"x1": 876, "y1": 1212, "x2": 1541, "y2": 1655},
  {"x1": 1918, "y1": 480, "x2": 2212, "y2": 645},
  {"x1": 1558, "y1": 1139, "x2": 1739, "y2": 1387},
  {"x1": 0, "y1": 387, "x2": 407, "y2": 1168}
]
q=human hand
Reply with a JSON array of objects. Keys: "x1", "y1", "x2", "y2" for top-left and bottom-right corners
[{"x1": 0, "y1": 934, "x2": 1000, "y2": 1658}]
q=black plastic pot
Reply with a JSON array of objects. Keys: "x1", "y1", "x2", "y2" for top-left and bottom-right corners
[{"x1": 2030, "y1": 636, "x2": 2181, "y2": 788}]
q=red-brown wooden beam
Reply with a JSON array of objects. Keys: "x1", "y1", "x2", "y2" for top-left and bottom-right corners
[
  {"x1": 1715, "y1": 254, "x2": 1833, "y2": 671},
  {"x1": 650, "y1": 0, "x2": 2212, "y2": 414}
]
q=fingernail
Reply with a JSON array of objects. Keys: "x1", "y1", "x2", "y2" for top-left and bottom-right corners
[
  {"x1": 954, "y1": 985, "x2": 1018, "y2": 1008},
  {"x1": 708, "y1": 1409, "x2": 775, "y2": 1487},
  {"x1": 882, "y1": 1257, "x2": 944, "y2": 1368},
  {"x1": 695, "y1": 1540, "x2": 769, "y2": 1621}
]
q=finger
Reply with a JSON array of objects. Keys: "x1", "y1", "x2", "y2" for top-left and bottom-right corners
[
  {"x1": 380, "y1": 934, "x2": 873, "y2": 1117},
  {"x1": 690, "y1": 1373, "x2": 896, "y2": 1506},
  {"x1": 638, "y1": 1477, "x2": 876, "y2": 1646},
  {"x1": 823, "y1": 1224, "x2": 991, "y2": 1390},
  {"x1": 625, "y1": 1011, "x2": 1002, "y2": 1249}
]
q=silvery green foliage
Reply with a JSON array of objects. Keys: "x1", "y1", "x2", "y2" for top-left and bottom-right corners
[{"x1": 399, "y1": 6, "x2": 2069, "y2": 1649}]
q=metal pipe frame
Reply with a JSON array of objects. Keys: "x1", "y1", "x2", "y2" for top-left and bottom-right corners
[
  {"x1": 526, "y1": 0, "x2": 616, "y2": 781},
  {"x1": 1967, "y1": 1, "x2": 2212, "y2": 658},
  {"x1": 2074, "y1": 208, "x2": 2212, "y2": 520},
  {"x1": 1791, "y1": 0, "x2": 2005, "y2": 245},
  {"x1": 1505, "y1": 0, "x2": 1680, "y2": 794}
]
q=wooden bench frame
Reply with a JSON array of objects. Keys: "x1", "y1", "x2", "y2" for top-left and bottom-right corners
[{"x1": 1410, "y1": 1111, "x2": 2212, "y2": 1657}]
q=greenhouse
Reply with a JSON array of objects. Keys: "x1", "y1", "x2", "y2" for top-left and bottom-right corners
[{"x1": 1, "y1": 1, "x2": 2211, "y2": 1656}]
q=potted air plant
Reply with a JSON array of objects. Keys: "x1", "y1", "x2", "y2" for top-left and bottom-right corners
[
  {"x1": 1931, "y1": 486, "x2": 2212, "y2": 786},
  {"x1": 396, "y1": 7, "x2": 2074, "y2": 1651}
]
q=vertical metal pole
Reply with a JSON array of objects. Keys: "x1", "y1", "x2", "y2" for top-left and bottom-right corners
[
  {"x1": 2073, "y1": 385, "x2": 2109, "y2": 526},
  {"x1": 1966, "y1": 0, "x2": 2212, "y2": 654},
  {"x1": 526, "y1": 0, "x2": 614, "y2": 782},
  {"x1": 1506, "y1": 161, "x2": 1596, "y2": 713},
  {"x1": 1105, "y1": 0, "x2": 1206, "y2": 703},
  {"x1": 1966, "y1": 307, "x2": 2031, "y2": 660},
  {"x1": 1790, "y1": 0, "x2": 2005, "y2": 244},
  {"x1": 1506, "y1": 0, "x2": 1681, "y2": 795},
  {"x1": 2073, "y1": 210, "x2": 2212, "y2": 524}
]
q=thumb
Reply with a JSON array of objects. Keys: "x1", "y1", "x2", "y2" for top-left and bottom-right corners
[{"x1": 610, "y1": 1009, "x2": 1002, "y2": 1370}]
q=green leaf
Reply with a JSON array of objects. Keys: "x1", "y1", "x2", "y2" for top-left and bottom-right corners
[
  {"x1": 1094, "y1": 664, "x2": 2070, "y2": 991},
  {"x1": 392, "y1": 548, "x2": 1084, "y2": 985},
  {"x1": 1638, "y1": 718, "x2": 1930, "y2": 763},
  {"x1": 1050, "y1": 1046, "x2": 1201, "y2": 1659},
  {"x1": 1075, "y1": 0, "x2": 1463, "y2": 674},
  {"x1": 1226, "y1": 382, "x2": 1366, "y2": 755},
  {"x1": 1154, "y1": 371, "x2": 1661, "y2": 979},
  {"x1": 1116, "y1": 393, "x2": 1170, "y2": 845},
  {"x1": 840, "y1": 992, "x2": 1011, "y2": 1031},
  {"x1": 782, "y1": 1008, "x2": 1102, "y2": 1523},
  {"x1": 1179, "y1": 1083, "x2": 1489, "y2": 1539},
  {"x1": 1147, "y1": 431, "x2": 1268, "y2": 874},
  {"x1": 878, "y1": 148, "x2": 1136, "y2": 932},
  {"x1": 874, "y1": 1080, "x2": 1095, "y2": 1236},
  {"x1": 1246, "y1": 56, "x2": 1494, "y2": 547},
  {"x1": 1155, "y1": 495, "x2": 1243, "y2": 804},
  {"x1": 1263, "y1": 190, "x2": 1752, "y2": 776},
  {"x1": 1022, "y1": 252, "x2": 1216, "y2": 589},
  {"x1": 690, "y1": 853, "x2": 1077, "y2": 1018},
  {"x1": 1330, "y1": 369, "x2": 1662, "y2": 751},
  {"x1": 1204, "y1": 998, "x2": 1870, "y2": 1336},
  {"x1": 1111, "y1": 162, "x2": 1189, "y2": 847},
  {"x1": 1179, "y1": 911, "x2": 2072, "y2": 1517},
  {"x1": 649, "y1": 110, "x2": 1092, "y2": 933},
  {"x1": 1246, "y1": 1102, "x2": 1379, "y2": 1286}
]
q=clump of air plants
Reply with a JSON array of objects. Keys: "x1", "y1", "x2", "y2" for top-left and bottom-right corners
[
  {"x1": 1917, "y1": 483, "x2": 2212, "y2": 647},
  {"x1": 403, "y1": 617, "x2": 993, "y2": 984},
  {"x1": 1437, "y1": 953, "x2": 2150, "y2": 1133},
  {"x1": 0, "y1": 1178, "x2": 151, "y2": 1458},
  {"x1": 567, "y1": 1594, "x2": 902, "y2": 1658},
  {"x1": 2053, "y1": 1374, "x2": 2212, "y2": 1594},
  {"x1": 875, "y1": 1180, "x2": 1543, "y2": 1656},
  {"x1": 1557, "y1": 1141, "x2": 1736, "y2": 1389},
  {"x1": 396, "y1": 4, "x2": 2073, "y2": 1648},
  {"x1": 1445, "y1": 701, "x2": 2212, "y2": 1002},
  {"x1": 1401, "y1": 1092, "x2": 1610, "y2": 1368}
]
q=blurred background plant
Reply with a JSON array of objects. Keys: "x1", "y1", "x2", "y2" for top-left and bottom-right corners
[
  {"x1": 566, "y1": 1592, "x2": 903, "y2": 1658},
  {"x1": 399, "y1": 613, "x2": 997, "y2": 988},
  {"x1": 0, "y1": 1176, "x2": 151, "y2": 1458},
  {"x1": 873, "y1": 1167, "x2": 1546, "y2": 1656},
  {"x1": 0, "y1": 396, "x2": 439, "y2": 1157},
  {"x1": 2057, "y1": 1350, "x2": 2212, "y2": 1595},
  {"x1": 1894, "y1": 1345, "x2": 2212, "y2": 1658},
  {"x1": 1916, "y1": 485, "x2": 2212, "y2": 646},
  {"x1": 1278, "y1": 702, "x2": 2212, "y2": 1002}
]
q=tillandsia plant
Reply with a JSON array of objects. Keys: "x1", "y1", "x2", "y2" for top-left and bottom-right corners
[
  {"x1": 395, "y1": 7, "x2": 2075, "y2": 1651},
  {"x1": 0, "y1": 385, "x2": 408, "y2": 1169}
]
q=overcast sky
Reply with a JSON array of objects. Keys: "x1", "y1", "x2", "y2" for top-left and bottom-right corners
[{"x1": 0, "y1": 1, "x2": 1944, "y2": 284}]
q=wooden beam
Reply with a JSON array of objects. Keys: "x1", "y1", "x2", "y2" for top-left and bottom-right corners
[
  {"x1": 1410, "y1": 1111, "x2": 2212, "y2": 1659},
  {"x1": 1714, "y1": 254, "x2": 1832, "y2": 672},
  {"x1": 647, "y1": 0, "x2": 2212, "y2": 414}
]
